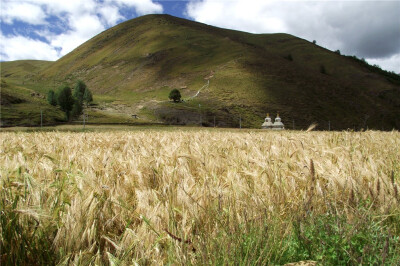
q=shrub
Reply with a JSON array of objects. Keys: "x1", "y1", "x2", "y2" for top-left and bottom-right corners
[
  {"x1": 72, "y1": 80, "x2": 93, "y2": 115},
  {"x1": 71, "y1": 98, "x2": 83, "y2": 117},
  {"x1": 83, "y1": 87, "x2": 93, "y2": 106},
  {"x1": 47, "y1": 90, "x2": 57, "y2": 106},
  {"x1": 56, "y1": 86, "x2": 74, "y2": 120},
  {"x1": 168, "y1": 89, "x2": 182, "y2": 102},
  {"x1": 74, "y1": 80, "x2": 87, "y2": 102}
]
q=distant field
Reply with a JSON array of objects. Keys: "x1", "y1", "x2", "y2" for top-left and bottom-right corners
[{"x1": 1, "y1": 130, "x2": 399, "y2": 265}]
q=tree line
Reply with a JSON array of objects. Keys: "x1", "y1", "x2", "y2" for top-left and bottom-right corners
[{"x1": 47, "y1": 80, "x2": 93, "y2": 120}]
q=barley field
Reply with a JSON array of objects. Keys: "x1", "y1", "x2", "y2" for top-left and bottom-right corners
[{"x1": 1, "y1": 129, "x2": 400, "y2": 265}]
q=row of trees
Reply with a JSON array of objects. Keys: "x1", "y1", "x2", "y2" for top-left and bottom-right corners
[{"x1": 47, "y1": 80, "x2": 93, "y2": 120}]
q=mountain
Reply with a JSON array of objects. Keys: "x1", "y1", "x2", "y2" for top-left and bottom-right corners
[
  {"x1": 1, "y1": 14, "x2": 400, "y2": 129},
  {"x1": 1, "y1": 60, "x2": 66, "y2": 126}
]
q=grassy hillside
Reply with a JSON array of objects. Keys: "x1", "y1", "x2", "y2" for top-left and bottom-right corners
[
  {"x1": 0, "y1": 78, "x2": 66, "y2": 127},
  {"x1": 0, "y1": 60, "x2": 65, "y2": 126},
  {"x1": 0, "y1": 61, "x2": 150, "y2": 126},
  {"x1": 1, "y1": 60, "x2": 52, "y2": 81},
  {"x1": 2, "y1": 15, "x2": 400, "y2": 129}
]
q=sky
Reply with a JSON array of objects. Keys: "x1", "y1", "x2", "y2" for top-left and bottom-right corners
[{"x1": 1, "y1": 0, "x2": 399, "y2": 73}]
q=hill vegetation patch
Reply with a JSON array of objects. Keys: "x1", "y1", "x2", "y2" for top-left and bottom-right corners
[{"x1": 1, "y1": 15, "x2": 399, "y2": 129}]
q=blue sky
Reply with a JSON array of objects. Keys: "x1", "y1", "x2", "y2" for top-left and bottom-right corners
[{"x1": 1, "y1": 0, "x2": 399, "y2": 72}]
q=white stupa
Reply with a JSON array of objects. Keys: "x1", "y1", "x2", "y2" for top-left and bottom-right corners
[
  {"x1": 272, "y1": 113, "x2": 285, "y2": 130},
  {"x1": 261, "y1": 113, "x2": 273, "y2": 129},
  {"x1": 261, "y1": 113, "x2": 284, "y2": 130}
]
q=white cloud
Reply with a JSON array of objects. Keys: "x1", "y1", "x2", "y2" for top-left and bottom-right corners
[
  {"x1": 187, "y1": 0, "x2": 287, "y2": 33},
  {"x1": 187, "y1": 0, "x2": 400, "y2": 72},
  {"x1": 47, "y1": 14, "x2": 106, "y2": 56},
  {"x1": 0, "y1": 33, "x2": 59, "y2": 61},
  {"x1": 0, "y1": 0, "x2": 163, "y2": 61},
  {"x1": 367, "y1": 54, "x2": 400, "y2": 74},
  {"x1": 69, "y1": 14, "x2": 105, "y2": 38},
  {"x1": 106, "y1": 0, "x2": 163, "y2": 15},
  {"x1": 29, "y1": 0, "x2": 98, "y2": 16},
  {"x1": 0, "y1": 2, "x2": 47, "y2": 25},
  {"x1": 99, "y1": 5, "x2": 124, "y2": 26}
]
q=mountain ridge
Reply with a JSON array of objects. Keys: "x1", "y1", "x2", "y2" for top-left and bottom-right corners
[{"x1": 1, "y1": 14, "x2": 399, "y2": 129}]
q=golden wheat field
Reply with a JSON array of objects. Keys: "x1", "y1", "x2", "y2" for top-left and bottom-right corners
[{"x1": 1, "y1": 129, "x2": 400, "y2": 265}]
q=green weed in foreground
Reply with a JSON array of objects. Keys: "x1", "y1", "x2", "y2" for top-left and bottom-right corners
[
  {"x1": 2, "y1": 178, "x2": 400, "y2": 265},
  {"x1": 291, "y1": 211, "x2": 400, "y2": 265},
  {"x1": 186, "y1": 208, "x2": 400, "y2": 265},
  {"x1": 0, "y1": 170, "x2": 59, "y2": 265}
]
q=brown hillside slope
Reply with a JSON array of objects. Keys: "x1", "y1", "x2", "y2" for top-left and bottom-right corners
[{"x1": 7, "y1": 14, "x2": 400, "y2": 129}]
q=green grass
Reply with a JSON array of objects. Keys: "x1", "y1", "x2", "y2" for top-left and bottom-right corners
[
  {"x1": 84, "y1": 108, "x2": 150, "y2": 124},
  {"x1": 2, "y1": 14, "x2": 400, "y2": 129},
  {"x1": 0, "y1": 60, "x2": 52, "y2": 80},
  {"x1": 188, "y1": 210, "x2": 400, "y2": 265},
  {"x1": 1, "y1": 169, "x2": 60, "y2": 265},
  {"x1": 1, "y1": 80, "x2": 65, "y2": 126},
  {"x1": 92, "y1": 94, "x2": 117, "y2": 103}
]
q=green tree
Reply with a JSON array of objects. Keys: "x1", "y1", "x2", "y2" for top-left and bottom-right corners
[
  {"x1": 47, "y1": 90, "x2": 57, "y2": 106},
  {"x1": 71, "y1": 98, "x2": 83, "y2": 117},
  {"x1": 57, "y1": 86, "x2": 74, "y2": 120},
  {"x1": 74, "y1": 80, "x2": 87, "y2": 102},
  {"x1": 168, "y1": 89, "x2": 181, "y2": 102},
  {"x1": 83, "y1": 87, "x2": 93, "y2": 106}
]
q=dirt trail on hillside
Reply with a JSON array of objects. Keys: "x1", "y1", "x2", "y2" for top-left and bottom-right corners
[{"x1": 191, "y1": 79, "x2": 209, "y2": 99}]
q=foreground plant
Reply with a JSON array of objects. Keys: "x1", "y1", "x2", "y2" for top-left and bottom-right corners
[{"x1": 1, "y1": 130, "x2": 399, "y2": 265}]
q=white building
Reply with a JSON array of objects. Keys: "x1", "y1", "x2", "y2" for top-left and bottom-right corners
[
  {"x1": 272, "y1": 113, "x2": 285, "y2": 130},
  {"x1": 261, "y1": 113, "x2": 284, "y2": 130},
  {"x1": 261, "y1": 113, "x2": 273, "y2": 129}
]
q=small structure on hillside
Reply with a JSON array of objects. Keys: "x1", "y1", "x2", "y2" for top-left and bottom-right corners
[
  {"x1": 261, "y1": 113, "x2": 273, "y2": 129},
  {"x1": 272, "y1": 113, "x2": 285, "y2": 130},
  {"x1": 261, "y1": 113, "x2": 285, "y2": 130}
]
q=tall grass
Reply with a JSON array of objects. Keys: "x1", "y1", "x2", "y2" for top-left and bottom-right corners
[{"x1": 1, "y1": 130, "x2": 399, "y2": 265}]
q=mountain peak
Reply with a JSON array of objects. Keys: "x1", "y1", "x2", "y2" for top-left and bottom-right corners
[{"x1": 2, "y1": 15, "x2": 399, "y2": 129}]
